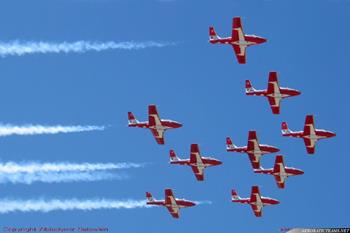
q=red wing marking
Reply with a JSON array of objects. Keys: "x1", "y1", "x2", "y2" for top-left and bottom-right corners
[
  {"x1": 250, "y1": 186, "x2": 260, "y2": 203},
  {"x1": 267, "y1": 96, "x2": 281, "y2": 114},
  {"x1": 303, "y1": 137, "x2": 315, "y2": 154},
  {"x1": 191, "y1": 166, "x2": 204, "y2": 181},
  {"x1": 274, "y1": 175, "x2": 285, "y2": 189},
  {"x1": 232, "y1": 45, "x2": 246, "y2": 64},
  {"x1": 166, "y1": 206, "x2": 179, "y2": 219},
  {"x1": 150, "y1": 128, "x2": 165, "y2": 145},
  {"x1": 251, "y1": 204, "x2": 262, "y2": 217},
  {"x1": 247, "y1": 153, "x2": 260, "y2": 169}
]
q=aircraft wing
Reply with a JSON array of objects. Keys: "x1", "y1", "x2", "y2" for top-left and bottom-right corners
[
  {"x1": 304, "y1": 115, "x2": 316, "y2": 136},
  {"x1": 303, "y1": 116, "x2": 316, "y2": 154},
  {"x1": 164, "y1": 189, "x2": 180, "y2": 218},
  {"x1": 149, "y1": 128, "x2": 165, "y2": 145},
  {"x1": 267, "y1": 72, "x2": 281, "y2": 114},
  {"x1": 247, "y1": 152, "x2": 260, "y2": 169},
  {"x1": 250, "y1": 203, "x2": 263, "y2": 217},
  {"x1": 191, "y1": 166, "x2": 204, "y2": 181},
  {"x1": 247, "y1": 131, "x2": 260, "y2": 169},
  {"x1": 148, "y1": 105, "x2": 165, "y2": 144},
  {"x1": 190, "y1": 144, "x2": 204, "y2": 181},
  {"x1": 232, "y1": 45, "x2": 246, "y2": 64},
  {"x1": 148, "y1": 105, "x2": 162, "y2": 127},
  {"x1": 250, "y1": 186, "x2": 263, "y2": 216},
  {"x1": 231, "y1": 17, "x2": 247, "y2": 64},
  {"x1": 250, "y1": 186, "x2": 261, "y2": 203},
  {"x1": 267, "y1": 97, "x2": 281, "y2": 114},
  {"x1": 274, "y1": 175, "x2": 285, "y2": 189},
  {"x1": 166, "y1": 206, "x2": 180, "y2": 219},
  {"x1": 303, "y1": 137, "x2": 316, "y2": 154},
  {"x1": 232, "y1": 17, "x2": 244, "y2": 40}
]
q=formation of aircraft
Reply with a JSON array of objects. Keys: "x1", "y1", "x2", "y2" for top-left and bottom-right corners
[
  {"x1": 245, "y1": 71, "x2": 301, "y2": 114},
  {"x1": 231, "y1": 186, "x2": 280, "y2": 217},
  {"x1": 209, "y1": 17, "x2": 266, "y2": 64},
  {"x1": 282, "y1": 115, "x2": 336, "y2": 154},
  {"x1": 135, "y1": 17, "x2": 336, "y2": 219},
  {"x1": 169, "y1": 144, "x2": 222, "y2": 181},
  {"x1": 254, "y1": 155, "x2": 304, "y2": 189},
  {"x1": 128, "y1": 104, "x2": 182, "y2": 145},
  {"x1": 146, "y1": 188, "x2": 196, "y2": 218},
  {"x1": 226, "y1": 131, "x2": 280, "y2": 169}
]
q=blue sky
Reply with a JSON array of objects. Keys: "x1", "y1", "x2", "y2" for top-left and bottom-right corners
[{"x1": 0, "y1": 0, "x2": 348, "y2": 232}]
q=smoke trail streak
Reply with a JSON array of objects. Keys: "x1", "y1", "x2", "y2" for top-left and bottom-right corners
[
  {"x1": 0, "y1": 162, "x2": 143, "y2": 173},
  {"x1": 0, "y1": 124, "x2": 105, "y2": 136},
  {"x1": 0, "y1": 41, "x2": 174, "y2": 57},
  {"x1": 0, "y1": 171, "x2": 128, "y2": 184},
  {"x1": 0, "y1": 199, "x2": 149, "y2": 213},
  {"x1": 194, "y1": 200, "x2": 213, "y2": 205}
]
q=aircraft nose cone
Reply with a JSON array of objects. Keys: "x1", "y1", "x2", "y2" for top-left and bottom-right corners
[
  {"x1": 259, "y1": 37, "x2": 267, "y2": 44},
  {"x1": 273, "y1": 147, "x2": 280, "y2": 153},
  {"x1": 294, "y1": 90, "x2": 301, "y2": 96},
  {"x1": 330, "y1": 132, "x2": 336, "y2": 138},
  {"x1": 298, "y1": 170, "x2": 305, "y2": 175},
  {"x1": 274, "y1": 200, "x2": 280, "y2": 204},
  {"x1": 215, "y1": 160, "x2": 223, "y2": 166},
  {"x1": 176, "y1": 122, "x2": 183, "y2": 128}
]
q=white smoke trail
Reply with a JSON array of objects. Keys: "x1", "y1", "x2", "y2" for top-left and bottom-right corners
[
  {"x1": 0, "y1": 199, "x2": 149, "y2": 213},
  {"x1": 0, "y1": 162, "x2": 143, "y2": 173},
  {"x1": 0, "y1": 162, "x2": 143, "y2": 184},
  {"x1": 0, "y1": 41, "x2": 174, "y2": 57},
  {"x1": 0, "y1": 171, "x2": 128, "y2": 184},
  {"x1": 0, "y1": 124, "x2": 105, "y2": 137},
  {"x1": 194, "y1": 200, "x2": 213, "y2": 205}
]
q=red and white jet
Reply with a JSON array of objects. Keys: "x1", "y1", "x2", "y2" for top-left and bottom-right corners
[
  {"x1": 282, "y1": 115, "x2": 336, "y2": 154},
  {"x1": 146, "y1": 188, "x2": 196, "y2": 219},
  {"x1": 226, "y1": 131, "x2": 280, "y2": 169},
  {"x1": 169, "y1": 144, "x2": 222, "y2": 181},
  {"x1": 209, "y1": 17, "x2": 267, "y2": 64},
  {"x1": 254, "y1": 155, "x2": 304, "y2": 189},
  {"x1": 128, "y1": 105, "x2": 182, "y2": 145},
  {"x1": 231, "y1": 186, "x2": 280, "y2": 217},
  {"x1": 245, "y1": 71, "x2": 301, "y2": 114}
]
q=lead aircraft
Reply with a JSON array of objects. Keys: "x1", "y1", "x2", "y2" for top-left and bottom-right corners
[
  {"x1": 245, "y1": 71, "x2": 301, "y2": 114},
  {"x1": 231, "y1": 186, "x2": 279, "y2": 217},
  {"x1": 146, "y1": 189, "x2": 196, "y2": 219},
  {"x1": 128, "y1": 105, "x2": 182, "y2": 145},
  {"x1": 282, "y1": 115, "x2": 336, "y2": 154},
  {"x1": 226, "y1": 131, "x2": 279, "y2": 169},
  {"x1": 254, "y1": 155, "x2": 304, "y2": 189},
  {"x1": 209, "y1": 17, "x2": 267, "y2": 64},
  {"x1": 169, "y1": 144, "x2": 222, "y2": 181}
]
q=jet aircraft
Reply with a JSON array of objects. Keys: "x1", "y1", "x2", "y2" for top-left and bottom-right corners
[
  {"x1": 209, "y1": 17, "x2": 267, "y2": 64},
  {"x1": 226, "y1": 131, "x2": 279, "y2": 169},
  {"x1": 231, "y1": 186, "x2": 279, "y2": 217},
  {"x1": 281, "y1": 115, "x2": 336, "y2": 154},
  {"x1": 128, "y1": 105, "x2": 182, "y2": 145},
  {"x1": 146, "y1": 189, "x2": 196, "y2": 219},
  {"x1": 245, "y1": 71, "x2": 301, "y2": 114},
  {"x1": 170, "y1": 144, "x2": 222, "y2": 181},
  {"x1": 254, "y1": 155, "x2": 304, "y2": 189}
]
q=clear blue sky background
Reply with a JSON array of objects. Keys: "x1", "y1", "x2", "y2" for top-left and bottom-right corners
[{"x1": 0, "y1": 0, "x2": 348, "y2": 232}]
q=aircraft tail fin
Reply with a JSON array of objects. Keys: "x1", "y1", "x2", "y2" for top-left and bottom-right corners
[
  {"x1": 231, "y1": 189, "x2": 241, "y2": 200},
  {"x1": 209, "y1": 27, "x2": 220, "y2": 40},
  {"x1": 245, "y1": 80, "x2": 256, "y2": 93},
  {"x1": 281, "y1": 122, "x2": 292, "y2": 135},
  {"x1": 146, "y1": 192, "x2": 155, "y2": 202},
  {"x1": 226, "y1": 137, "x2": 237, "y2": 150},
  {"x1": 169, "y1": 150, "x2": 180, "y2": 162},
  {"x1": 128, "y1": 112, "x2": 139, "y2": 125}
]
